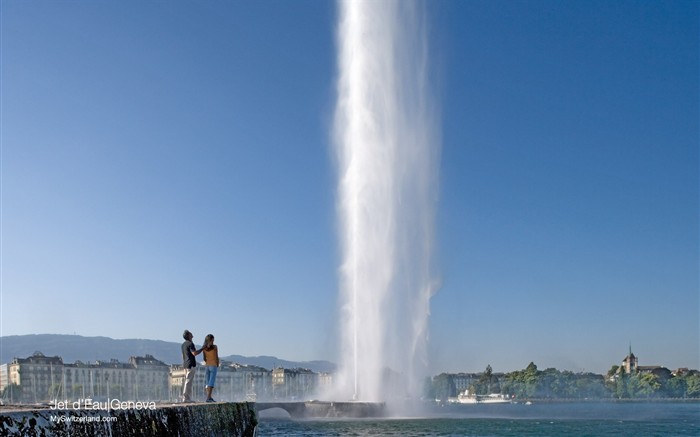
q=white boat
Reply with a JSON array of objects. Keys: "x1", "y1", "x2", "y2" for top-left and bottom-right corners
[{"x1": 455, "y1": 390, "x2": 512, "y2": 404}]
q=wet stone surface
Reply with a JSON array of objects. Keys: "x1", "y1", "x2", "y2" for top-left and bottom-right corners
[{"x1": 0, "y1": 402, "x2": 257, "y2": 437}]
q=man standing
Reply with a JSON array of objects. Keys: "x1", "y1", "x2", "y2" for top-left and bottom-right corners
[{"x1": 181, "y1": 329, "x2": 203, "y2": 402}]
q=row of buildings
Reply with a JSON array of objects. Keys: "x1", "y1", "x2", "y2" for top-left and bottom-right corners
[
  {"x1": 0, "y1": 352, "x2": 332, "y2": 404},
  {"x1": 3, "y1": 349, "x2": 694, "y2": 404}
]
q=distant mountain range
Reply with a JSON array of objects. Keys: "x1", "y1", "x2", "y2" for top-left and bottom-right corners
[{"x1": 0, "y1": 334, "x2": 336, "y2": 373}]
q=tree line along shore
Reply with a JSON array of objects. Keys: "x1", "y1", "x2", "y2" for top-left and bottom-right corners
[{"x1": 426, "y1": 362, "x2": 700, "y2": 401}]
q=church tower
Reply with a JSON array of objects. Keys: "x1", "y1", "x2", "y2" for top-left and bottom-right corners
[{"x1": 621, "y1": 344, "x2": 638, "y2": 374}]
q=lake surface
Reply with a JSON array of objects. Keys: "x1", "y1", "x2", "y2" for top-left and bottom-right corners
[{"x1": 256, "y1": 402, "x2": 699, "y2": 436}]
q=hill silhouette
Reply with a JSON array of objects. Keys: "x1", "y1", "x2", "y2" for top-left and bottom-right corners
[{"x1": 0, "y1": 334, "x2": 335, "y2": 373}]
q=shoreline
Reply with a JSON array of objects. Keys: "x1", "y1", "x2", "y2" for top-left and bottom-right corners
[{"x1": 503, "y1": 398, "x2": 699, "y2": 404}]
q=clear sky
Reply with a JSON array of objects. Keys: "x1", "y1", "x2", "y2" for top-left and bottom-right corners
[{"x1": 1, "y1": 0, "x2": 697, "y2": 375}]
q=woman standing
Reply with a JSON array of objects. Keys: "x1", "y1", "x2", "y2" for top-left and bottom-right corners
[{"x1": 202, "y1": 334, "x2": 220, "y2": 402}]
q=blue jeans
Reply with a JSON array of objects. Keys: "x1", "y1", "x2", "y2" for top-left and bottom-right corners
[{"x1": 205, "y1": 366, "x2": 218, "y2": 388}]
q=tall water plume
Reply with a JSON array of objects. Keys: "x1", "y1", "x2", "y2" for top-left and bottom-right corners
[{"x1": 332, "y1": 0, "x2": 440, "y2": 403}]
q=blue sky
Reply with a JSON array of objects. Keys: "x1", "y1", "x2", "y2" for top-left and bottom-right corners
[{"x1": 2, "y1": 0, "x2": 697, "y2": 375}]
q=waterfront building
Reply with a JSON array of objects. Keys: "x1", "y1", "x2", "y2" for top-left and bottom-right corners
[
  {"x1": 0, "y1": 364, "x2": 9, "y2": 393},
  {"x1": 128, "y1": 355, "x2": 169, "y2": 400},
  {"x1": 63, "y1": 359, "x2": 134, "y2": 401},
  {"x1": 272, "y1": 367, "x2": 318, "y2": 400},
  {"x1": 169, "y1": 365, "x2": 196, "y2": 401},
  {"x1": 227, "y1": 363, "x2": 273, "y2": 401},
  {"x1": 637, "y1": 366, "x2": 672, "y2": 380},
  {"x1": 614, "y1": 348, "x2": 672, "y2": 382},
  {"x1": 2, "y1": 352, "x2": 169, "y2": 403},
  {"x1": 168, "y1": 362, "x2": 274, "y2": 402},
  {"x1": 672, "y1": 368, "x2": 696, "y2": 377},
  {"x1": 6, "y1": 352, "x2": 64, "y2": 403},
  {"x1": 451, "y1": 373, "x2": 479, "y2": 394},
  {"x1": 317, "y1": 372, "x2": 333, "y2": 391}
]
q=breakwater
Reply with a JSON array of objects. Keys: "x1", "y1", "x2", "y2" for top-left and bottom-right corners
[
  {"x1": 257, "y1": 401, "x2": 386, "y2": 418},
  {"x1": 0, "y1": 402, "x2": 257, "y2": 437}
]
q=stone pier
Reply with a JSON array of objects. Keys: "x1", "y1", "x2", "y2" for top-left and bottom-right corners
[
  {"x1": 0, "y1": 402, "x2": 257, "y2": 437},
  {"x1": 256, "y1": 401, "x2": 386, "y2": 419}
]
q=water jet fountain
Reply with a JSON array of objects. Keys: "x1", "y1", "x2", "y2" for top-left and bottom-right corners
[{"x1": 331, "y1": 0, "x2": 440, "y2": 405}]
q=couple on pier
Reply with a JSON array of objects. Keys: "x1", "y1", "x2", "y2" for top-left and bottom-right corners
[{"x1": 181, "y1": 329, "x2": 219, "y2": 403}]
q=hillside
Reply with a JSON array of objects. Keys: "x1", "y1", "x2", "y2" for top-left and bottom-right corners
[{"x1": 0, "y1": 334, "x2": 335, "y2": 373}]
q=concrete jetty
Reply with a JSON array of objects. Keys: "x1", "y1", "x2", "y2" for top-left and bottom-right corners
[
  {"x1": 0, "y1": 400, "x2": 387, "y2": 435},
  {"x1": 0, "y1": 402, "x2": 257, "y2": 437},
  {"x1": 256, "y1": 401, "x2": 386, "y2": 418}
]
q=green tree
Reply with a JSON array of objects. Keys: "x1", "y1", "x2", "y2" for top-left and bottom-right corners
[
  {"x1": 605, "y1": 365, "x2": 620, "y2": 394},
  {"x1": 626, "y1": 373, "x2": 640, "y2": 398},
  {"x1": 475, "y1": 365, "x2": 495, "y2": 395},
  {"x1": 502, "y1": 363, "x2": 540, "y2": 399},
  {"x1": 539, "y1": 368, "x2": 561, "y2": 398},
  {"x1": 576, "y1": 373, "x2": 608, "y2": 399},
  {"x1": 635, "y1": 373, "x2": 661, "y2": 398},
  {"x1": 501, "y1": 370, "x2": 524, "y2": 398},
  {"x1": 615, "y1": 371, "x2": 630, "y2": 399},
  {"x1": 523, "y1": 362, "x2": 540, "y2": 397},
  {"x1": 667, "y1": 376, "x2": 687, "y2": 398},
  {"x1": 686, "y1": 374, "x2": 700, "y2": 398}
]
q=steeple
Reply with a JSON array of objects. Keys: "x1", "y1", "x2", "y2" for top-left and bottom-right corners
[{"x1": 623, "y1": 343, "x2": 638, "y2": 374}]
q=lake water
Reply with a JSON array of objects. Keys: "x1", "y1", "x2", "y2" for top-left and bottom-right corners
[{"x1": 256, "y1": 402, "x2": 699, "y2": 436}]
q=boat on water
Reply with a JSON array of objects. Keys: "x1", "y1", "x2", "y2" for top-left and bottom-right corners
[{"x1": 451, "y1": 390, "x2": 512, "y2": 404}]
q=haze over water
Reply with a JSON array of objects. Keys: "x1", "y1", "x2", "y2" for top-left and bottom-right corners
[
  {"x1": 332, "y1": 0, "x2": 440, "y2": 403},
  {"x1": 257, "y1": 403, "x2": 700, "y2": 436}
]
